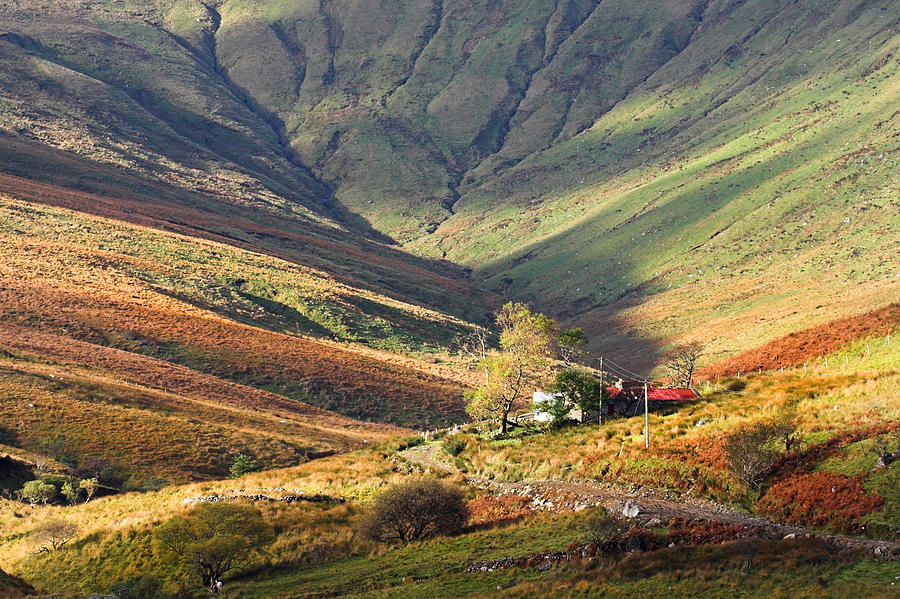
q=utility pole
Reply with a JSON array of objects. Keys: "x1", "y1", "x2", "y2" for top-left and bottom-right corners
[
  {"x1": 598, "y1": 356, "x2": 604, "y2": 425},
  {"x1": 644, "y1": 382, "x2": 649, "y2": 449}
]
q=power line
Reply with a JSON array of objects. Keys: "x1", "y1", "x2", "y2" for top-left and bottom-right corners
[
  {"x1": 600, "y1": 355, "x2": 652, "y2": 382},
  {"x1": 605, "y1": 356, "x2": 653, "y2": 382},
  {"x1": 599, "y1": 359, "x2": 642, "y2": 380},
  {"x1": 601, "y1": 361, "x2": 641, "y2": 381}
]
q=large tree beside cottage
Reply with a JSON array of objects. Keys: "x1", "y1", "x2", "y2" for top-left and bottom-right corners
[{"x1": 464, "y1": 302, "x2": 556, "y2": 435}]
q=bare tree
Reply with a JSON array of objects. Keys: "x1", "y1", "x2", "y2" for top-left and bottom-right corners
[
  {"x1": 664, "y1": 342, "x2": 704, "y2": 387},
  {"x1": 359, "y1": 478, "x2": 468, "y2": 544},
  {"x1": 454, "y1": 327, "x2": 491, "y2": 384},
  {"x1": 868, "y1": 430, "x2": 900, "y2": 469},
  {"x1": 724, "y1": 419, "x2": 792, "y2": 490},
  {"x1": 33, "y1": 519, "x2": 79, "y2": 552},
  {"x1": 33, "y1": 457, "x2": 49, "y2": 476}
]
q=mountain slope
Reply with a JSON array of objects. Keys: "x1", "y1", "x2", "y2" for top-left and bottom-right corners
[
  {"x1": 0, "y1": 194, "x2": 478, "y2": 428},
  {"x1": 0, "y1": 2, "x2": 497, "y2": 329},
  {"x1": 1, "y1": 0, "x2": 897, "y2": 373}
]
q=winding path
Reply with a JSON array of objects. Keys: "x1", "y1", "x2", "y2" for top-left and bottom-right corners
[{"x1": 401, "y1": 443, "x2": 900, "y2": 559}]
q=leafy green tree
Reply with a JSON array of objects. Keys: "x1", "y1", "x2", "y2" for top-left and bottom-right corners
[
  {"x1": 154, "y1": 502, "x2": 274, "y2": 588},
  {"x1": 533, "y1": 392, "x2": 574, "y2": 427},
  {"x1": 552, "y1": 367, "x2": 607, "y2": 420},
  {"x1": 359, "y1": 478, "x2": 468, "y2": 544},
  {"x1": 557, "y1": 328, "x2": 588, "y2": 366},
  {"x1": 78, "y1": 477, "x2": 99, "y2": 502},
  {"x1": 465, "y1": 303, "x2": 556, "y2": 435},
  {"x1": 61, "y1": 481, "x2": 79, "y2": 505},
  {"x1": 229, "y1": 454, "x2": 257, "y2": 478},
  {"x1": 21, "y1": 480, "x2": 56, "y2": 505}
]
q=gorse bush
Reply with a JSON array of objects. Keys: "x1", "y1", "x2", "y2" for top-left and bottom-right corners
[{"x1": 359, "y1": 477, "x2": 468, "y2": 544}]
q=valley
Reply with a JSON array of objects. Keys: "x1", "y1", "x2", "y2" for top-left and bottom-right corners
[{"x1": 0, "y1": 0, "x2": 897, "y2": 597}]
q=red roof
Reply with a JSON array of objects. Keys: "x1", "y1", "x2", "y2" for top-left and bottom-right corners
[
  {"x1": 647, "y1": 388, "x2": 699, "y2": 401},
  {"x1": 606, "y1": 386, "x2": 698, "y2": 401}
]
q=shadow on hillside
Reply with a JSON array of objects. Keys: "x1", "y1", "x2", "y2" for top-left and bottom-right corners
[{"x1": 0, "y1": 135, "x2": 498, "y2": 327}]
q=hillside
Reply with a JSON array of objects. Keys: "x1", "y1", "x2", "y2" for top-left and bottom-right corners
[
  {"x1": 0, "y1": 2, "x2": 898, "y2": 596},
  {"x1": 0, "y1": 567, "x2": 34, "y2": 599},
  {"x1": 0, "y1": 334, "x2": 897, "y2": 597},
  {"x1": 1, "y1": 0, "x2": 896, "y2": 371}
]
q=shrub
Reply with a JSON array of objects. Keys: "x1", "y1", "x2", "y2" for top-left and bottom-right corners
[
  {"x1": 154, "y1": 502, "x2": 274, "y2": 589},
  {"x1": 443, "y1": 437, "x2": 466, "y2": 457},
  {"x1": 583, "y1": 507, "x2": 625, "y2": 542},
  {"x1": 724, "y1": 420, "x2": 792, "y2": 490},
  {"x1": 397, "y1": 436, "x2": 425, "y2": 451},
  {"x1": 726, "y1": 379, "x2": 747, "y2": 392},
  {"x1": 108, "y1": 575, "x2": 167, "y2": 599},
  {"x1": 359, "y1": 477, "x2": 468, "y2": 544}
]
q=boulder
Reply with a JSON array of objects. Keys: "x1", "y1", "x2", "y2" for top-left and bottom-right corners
[{"x1": 622, "y1": 498, "x2": 640, "y2": 518}]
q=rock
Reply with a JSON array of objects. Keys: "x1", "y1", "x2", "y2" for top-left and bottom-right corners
[
  {"x1": 875, "y1": 454, "x2": 892, "y2": 469},
  {"x1": 695, "y1": 419, "x2": 708, "y2": 427},
  {"x1": 645, "y1": 518, "x2": 662, "y2": 528},
  {"x1": 622, "y1": 499, "x2": 640, "y2": 518},
  {"x1": 783, "y1": 533, "x2": 796, "y2": 540}
]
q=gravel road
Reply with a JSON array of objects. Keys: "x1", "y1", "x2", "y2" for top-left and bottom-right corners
[{"x1": 401, "y1": 443, "x2": 900, "y2": 559}]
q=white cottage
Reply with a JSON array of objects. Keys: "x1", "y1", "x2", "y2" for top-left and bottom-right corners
[{"x1": 531, "y1": 391, "x2": 588, "y2": 423}]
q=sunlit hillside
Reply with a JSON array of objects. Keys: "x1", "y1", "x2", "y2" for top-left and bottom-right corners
[{"x1": 0, "y1": 192, "x2": 489, "y2": 496}]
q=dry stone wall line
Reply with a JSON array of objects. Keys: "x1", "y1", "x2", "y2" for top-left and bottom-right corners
[{"x1": 182, "y1": 488, "x2": 344, "y2": 505}]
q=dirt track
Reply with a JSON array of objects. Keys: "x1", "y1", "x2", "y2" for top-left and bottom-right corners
[{"x1": 401, "y1": 443, "x2": 900, "y2": 559}]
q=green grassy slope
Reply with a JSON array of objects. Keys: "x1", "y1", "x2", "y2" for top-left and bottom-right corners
[{"x1": 417, "y1": 0, "x2": 900, "y2": 368}]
